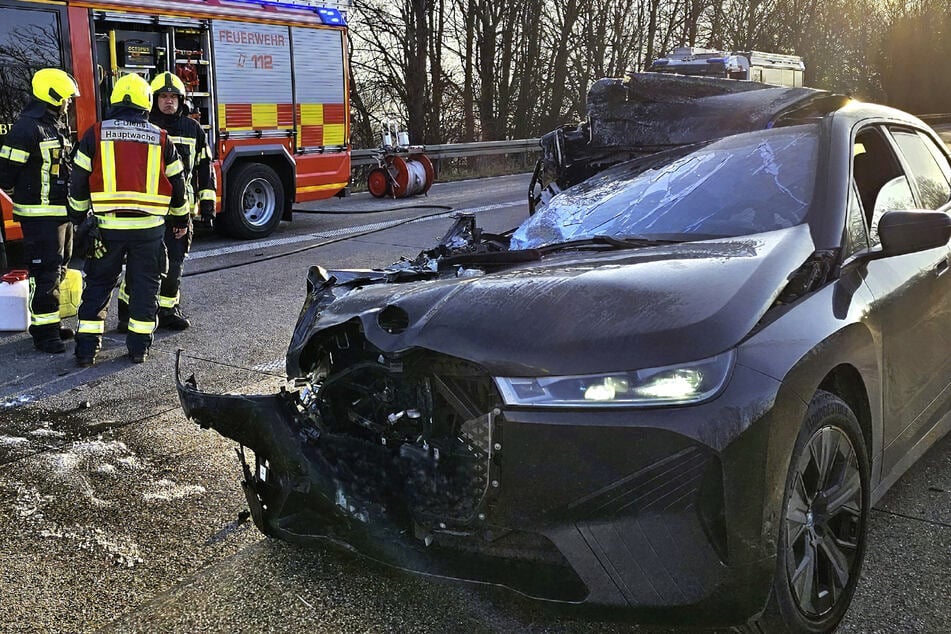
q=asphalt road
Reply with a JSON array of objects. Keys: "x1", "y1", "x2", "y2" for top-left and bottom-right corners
[{"x1": 0, "y1": 173, "x2": 948, "y2": 633}]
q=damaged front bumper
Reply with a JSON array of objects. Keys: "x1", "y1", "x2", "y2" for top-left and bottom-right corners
[
  {"x1": 176, "y1": 350, "x2": 793, "y2": 624},
  {"x1": 176, "y1": 352, "x2": 584, "y2": 602}
]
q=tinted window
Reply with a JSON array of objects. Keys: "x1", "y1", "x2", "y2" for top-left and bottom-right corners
[
  {"x1": 0, "y1": 6, "x2": 63, "y2": 143},
  {"x1": 871, "y1": 176, "x2": 916, "y2": 243},
  {"x1": 890, "y1": 128, "x2": 951, "y2": 210},
  {"x1": 511, "y1": 125, "x2": 819, "y2": 249},
  {"x1": 853, "y1": 127, "x2": 914, "y2": 246}
]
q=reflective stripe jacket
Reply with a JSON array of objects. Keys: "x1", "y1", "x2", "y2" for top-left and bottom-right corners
[
  {"x1": 0, "y1": 99, "x2": 72, "y2": 221},
  {"x1": 150, "y1": 109, "x2": 216, "y2": 211},
  {"x1": 69, "y1": 107, "x2": 187, "y2": 231}
]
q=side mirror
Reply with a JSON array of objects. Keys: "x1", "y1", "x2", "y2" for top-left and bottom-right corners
[{"x1": 878, "y1": 210, "x2": 951, "y2": 257}]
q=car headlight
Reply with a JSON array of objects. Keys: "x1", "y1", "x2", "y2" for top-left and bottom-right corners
[{"x1": 494, "y1": 350, "x2": 735, "y2": 407}]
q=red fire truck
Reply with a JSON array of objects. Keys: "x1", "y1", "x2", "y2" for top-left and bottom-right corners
[{"x1": 0, "y1": 0, "x2": 351, "y2": 245}]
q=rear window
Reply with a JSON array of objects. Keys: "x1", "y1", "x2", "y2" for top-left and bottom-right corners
[{"x1": 512, "y1": 125, "x2": 820, "y2": 249}]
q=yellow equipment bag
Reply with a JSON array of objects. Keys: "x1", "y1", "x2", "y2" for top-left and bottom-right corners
[{"x1": 59, "y1": 268, "x2": 82, "y2": 318}]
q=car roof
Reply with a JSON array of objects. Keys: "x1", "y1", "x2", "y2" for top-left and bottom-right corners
[{"x1": 826, "y1": 100, "x2": 932, "y2": 130}]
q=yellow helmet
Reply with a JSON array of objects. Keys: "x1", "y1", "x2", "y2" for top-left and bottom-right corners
[
  {"x1": 32, "y1": 68, "x2": 80, "y2": 107},
  {"x1": 150, "y1": 72, "x2": 186, "y2": 97},
  {"x1": 110, "y1": 73, "x2": 152, "y2": 111}
]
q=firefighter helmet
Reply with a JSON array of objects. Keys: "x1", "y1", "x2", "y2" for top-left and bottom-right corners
[
  {"x1": 110, "y1": 73, "x2": 153, "y2": 111},
  {"x1": 32, "y1": 68, "x2": 80, "y2": 107},
  {"x1": 150, "y1": 72, "x2": 186, "y2": 97}
]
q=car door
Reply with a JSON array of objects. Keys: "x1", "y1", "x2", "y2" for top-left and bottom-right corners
[{"x1": 853, "y1": 124, "x2": 951, "y2": 475}]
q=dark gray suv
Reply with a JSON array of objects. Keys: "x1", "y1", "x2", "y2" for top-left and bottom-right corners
[{"x1": 178, "y1": 77, "x2": 951, "y2": 633}]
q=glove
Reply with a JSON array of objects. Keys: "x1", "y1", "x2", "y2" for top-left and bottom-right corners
[
  {"x1": 73, "y1": 211, "x2": 97, "y2": 245},
  {"x1": 74, "y1": 212, "x2": 105, "y2": 259},
  {"x1": 199, "y1": 199, "x2": 215, "y2": 230}
]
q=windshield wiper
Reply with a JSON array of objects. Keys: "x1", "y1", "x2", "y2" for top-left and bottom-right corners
[{"x1": 539, "y1": 234, "x2": 685, "y2": 253}]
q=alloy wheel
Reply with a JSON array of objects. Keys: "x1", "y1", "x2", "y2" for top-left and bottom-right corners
[{"x1": 784, "y1": 424, "x2": 864, "y2": 618}]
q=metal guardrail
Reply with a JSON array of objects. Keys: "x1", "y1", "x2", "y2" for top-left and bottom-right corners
[
  {"x1": 350, "y1": 113, "x2": 951, "y2": 169},
  {"x1": 351, "y1": 138, "x2": 541, "y2": 167}
]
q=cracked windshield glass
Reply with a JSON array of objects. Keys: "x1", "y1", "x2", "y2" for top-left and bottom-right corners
[{"x1": 512, "y1": 125, "x2": 819, "y2": 249}]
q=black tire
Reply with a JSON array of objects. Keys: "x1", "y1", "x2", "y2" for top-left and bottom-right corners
[
  {"x1": 220, "y1": 162, "x2": 285, "y2": 239},
  {"x1": 754, "y1": 390, "x2": 870, "y2": 633}
]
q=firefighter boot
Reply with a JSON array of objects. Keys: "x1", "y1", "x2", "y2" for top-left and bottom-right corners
[
  {"x1": 74, "y1": 334, "x2": 100, "y2": 367},
  {"x1": 158, "y1": 306, "x2": 190, "y2": 331},
  {"x1": 116, "y1": 299, "x2": 129, "y2": 334},
  {"x1": 29, "y1": 324, "x2": 66, "y2": 354}
]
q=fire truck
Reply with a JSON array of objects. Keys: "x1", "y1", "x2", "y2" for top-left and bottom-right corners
[
  {"x1": 648, "y1": 46, "x2": 805, "y2": 87},
  {"x1": 0, "y1": 0, "x2": 351, "y2": 247}
]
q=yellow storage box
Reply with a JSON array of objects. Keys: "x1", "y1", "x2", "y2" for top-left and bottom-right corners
[{"x1": 59, "y1": 268, "x2": 82, "y2": 318}]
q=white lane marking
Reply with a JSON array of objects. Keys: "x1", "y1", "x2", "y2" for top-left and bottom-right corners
[
  {"x1": 189, "y1": 200, "x2": 524, "y2": 261},
  {"x1": 252, "y1": 359, "x2": 286, "y2": 374}
]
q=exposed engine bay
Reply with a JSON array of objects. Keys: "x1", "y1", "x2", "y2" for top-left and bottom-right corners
[{"x1": 292, "y1": 337, "x2": 501, "y2": 531}]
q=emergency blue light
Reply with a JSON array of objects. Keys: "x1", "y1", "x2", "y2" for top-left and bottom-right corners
[
  {"x1": 224, "y1": 0, "x2": 348, "y2": 24},
  {"x1": 317, "y1": 7, "x2": 346, "y2": 25},
  {"x1": 706, "y1": 57, "x2": 726, "y2": 63},
  {"x1": 651, "y1": 60, "x2": 669, "y2": 66}
]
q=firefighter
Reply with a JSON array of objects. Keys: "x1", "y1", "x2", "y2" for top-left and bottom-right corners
[
  {"x1": 68, "y1": 73, "x2": 187, "y2": 366},
  {"x1": 0, "y1": 68, "x2": 80, "y2": 353},
  {"x1": 116, "y1": 71, "x2": 216, "y2": 332}
]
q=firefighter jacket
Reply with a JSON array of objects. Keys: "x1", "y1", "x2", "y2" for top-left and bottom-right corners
[
  {"x1": 0, "y1": 99, "x2": 72, "y2": 222},
  {"x1": 69, "y1": 107, "x2": 187, "y2": 233},
  {"x1": 150, "y1": 108, "x2": 216, "y2": 214}
]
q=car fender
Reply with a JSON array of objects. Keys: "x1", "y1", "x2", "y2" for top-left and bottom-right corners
[{"x1": 736, "y1": 273, "x2": 883, "y2": 486}]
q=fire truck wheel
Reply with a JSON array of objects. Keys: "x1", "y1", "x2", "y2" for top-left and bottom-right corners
[{"x1": 221, "y1": 163, "x2": 285, "y2": 239}]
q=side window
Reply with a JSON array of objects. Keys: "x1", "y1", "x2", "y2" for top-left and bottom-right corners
[
  {"x1": 889, "y1": 127, "x2": 951, "y2": 210},
  {"x1": 852, "y1": 127, "x2": 915, "y2": 246},
  {"x1": 0, "y1": 5, "x2": 65, "y2": 144}
]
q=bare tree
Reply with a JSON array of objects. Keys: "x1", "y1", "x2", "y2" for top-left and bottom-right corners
[{"x1": 345, "y1": 0, "x2": 945, "y2": 150}]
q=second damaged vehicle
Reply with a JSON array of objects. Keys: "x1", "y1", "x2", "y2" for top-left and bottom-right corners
[{"x1": 178, "y1": 75, "x2": 951, "y2": 632}]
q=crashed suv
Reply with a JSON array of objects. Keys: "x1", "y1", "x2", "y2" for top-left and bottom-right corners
[{"x1": 178, "y1": 74, "x2": 951, "y2": 632}]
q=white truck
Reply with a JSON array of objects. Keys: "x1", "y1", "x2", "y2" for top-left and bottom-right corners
[{"x1": 648, "y1": 46, "x2": 805, "y2": 87}]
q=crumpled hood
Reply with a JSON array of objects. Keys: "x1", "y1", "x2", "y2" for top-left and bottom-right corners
[{"x1": 289, "y1": 225, "x2": 816, "y2": 377}]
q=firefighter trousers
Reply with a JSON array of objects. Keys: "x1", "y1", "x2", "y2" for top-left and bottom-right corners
[
  {"x1": 20, "y1": 218, "x2": 72, "y2": 344},
  {"x1": 161, "y1": 217, "x2": 192, "y2": 310},
  {"x1": 118, "y1": 218, "x2": 191, "y2": 316},
  {"x1": 76, "y1": 229, "x2": 167, "y2": 358}
]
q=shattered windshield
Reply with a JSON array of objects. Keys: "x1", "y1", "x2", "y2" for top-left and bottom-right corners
[{"x1": 512, "y1": 124, "x2": 819, "y2": 250}]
